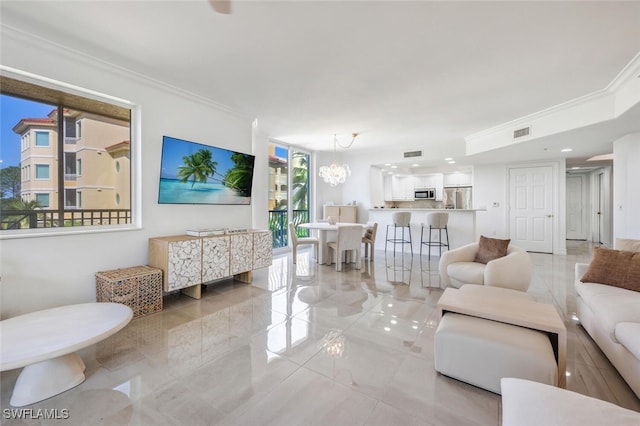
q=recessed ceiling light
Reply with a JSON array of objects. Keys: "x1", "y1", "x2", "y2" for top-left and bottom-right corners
[
  {"x1": 448, "y1": 161, "x2": 456, "y2": 164},
  {"x1": 571, "y1": 167, "x2": 581, "y2": 170},
  {"x1": 561, "y1": 148, "x2": 573, "y2": 152},
  {"x1": 444, "y1": 157, "x2": 453, "y2": 161},
  {"x1": 411, "y1": 163, "x2": 420, "y2": 167},
  {"x1": 384, "y1": 163, "x2": 391, "y2": 166},
  {"x1": 391, "y1": 165, "x2": 398, "y2": 169}
]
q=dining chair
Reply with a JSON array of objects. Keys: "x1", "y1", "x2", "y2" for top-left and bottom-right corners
[
  {"x1": 327, "y1": 225, "x2": 363, "y2": 271},
  {"x1": 362, "y1": 221, "x2": 378, "y2": 259},
  {"x1": 289, "y1": 222, "x2": 319, "y2": 264}
]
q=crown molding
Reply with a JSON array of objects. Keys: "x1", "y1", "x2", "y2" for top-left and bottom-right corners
[
  {"x1": 465, "y1": 50, "x2": 640, "y2": 144},
  {"x1": 0, "y1": 24, "x2": 253, "y2": 121}
]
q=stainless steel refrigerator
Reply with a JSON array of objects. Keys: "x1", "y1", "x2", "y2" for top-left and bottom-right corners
[{"x1": 444, "y1": 187, "x2": 472, "y2": 209}]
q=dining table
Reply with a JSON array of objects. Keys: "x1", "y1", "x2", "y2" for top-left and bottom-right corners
[{"x1": 298, "y1": 222, "x2": 366, "y2": 265}]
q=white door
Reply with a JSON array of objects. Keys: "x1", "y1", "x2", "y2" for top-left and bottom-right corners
[
  {"x1": 566, "y1": 175, "x2": 587, "y2": 240},
  {"x1": 509, "y1": 166, "x2": 553, "y2": 253},
  {"x1": 597, "y1": 172, "x2": 606, "y2": 245}
]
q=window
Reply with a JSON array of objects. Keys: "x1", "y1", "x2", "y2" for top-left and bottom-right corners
[
  {"x1": 35, "y1": 164, "x2": 50, "y2": 180},
  {"x1": 35, "y1": 193, "x2": 50, "y2": 208},
  {"x1": 268, "y1": 143, "x2": 312, "y2": 249},
  {"x1": 35, "y1": 131, "x2": 49, "y2": 147},
  {"x1": 64, "y1": 189, "x2": 76, "y2": 208},
  {"x1": 0, "y1": 68, "x2": 137, "y2": 236}
]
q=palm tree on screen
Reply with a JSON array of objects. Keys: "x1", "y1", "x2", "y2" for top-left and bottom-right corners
[
  {"x1": 177, "y1": 149, "x2": 218, "y2": 188},
  {"x1": 224, "y1": 153, "x2": 254, "y2": 197}
]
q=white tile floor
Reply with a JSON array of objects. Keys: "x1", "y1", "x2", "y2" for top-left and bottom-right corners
[{"x1": 1, "y1": 241, "x2": 638, "y2": 425}]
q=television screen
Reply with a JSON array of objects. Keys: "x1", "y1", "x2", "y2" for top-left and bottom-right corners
[{"x1": 158, "y1": 136, "x2": 255, "y2": 205}]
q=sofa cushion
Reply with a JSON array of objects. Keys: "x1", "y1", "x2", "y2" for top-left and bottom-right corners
[
  {"x1": 580, "y1": 247, "x2": 640, "y2": 292},
  {"x1": 501, "y1": 378, "x2": 640, "y2": 426},
  {"x1": 616, "y1": 238, "x2": 640, "y2": 252},
  {"x1": 474, "y1": 235, "x2": 510, "y2": 264},
  {"x1": 447, "y1": 261, "x2": 485, "y2": 285},
  {"x1": 615, "y1": 322, "x2": 640, "y2": 359},
  {"x1": 575, "y1": 281, "x2": 640, "y2": 343}
]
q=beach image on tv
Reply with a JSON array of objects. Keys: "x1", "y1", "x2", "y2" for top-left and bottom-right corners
[{"x1": 158, "y1": 136, "x2": 255, "y2": 205}]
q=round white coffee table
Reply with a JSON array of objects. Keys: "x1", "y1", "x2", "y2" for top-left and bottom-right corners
[{"x1": 0, "y1": 302, "x2": 133, "y2": 406}]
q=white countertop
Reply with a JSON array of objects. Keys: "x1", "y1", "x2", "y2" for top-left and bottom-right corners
[{"x1": 368, "y1": 208, "x2": 486, "y2": 212}]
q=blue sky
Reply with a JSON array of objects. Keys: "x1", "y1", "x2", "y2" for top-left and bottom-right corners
[
  {"x1": 0, "y1": 94, "x2": 55, "y2": 168},
  {"x1": 160, "y1": 136, "x2": 250, "y2": 180}
]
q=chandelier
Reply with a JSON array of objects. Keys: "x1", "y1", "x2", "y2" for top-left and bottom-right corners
[{"x1": 319, "y1": 133, "x2": 358, "y2": 186}]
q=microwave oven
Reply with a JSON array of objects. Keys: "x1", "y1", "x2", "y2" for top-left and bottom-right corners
[{"x1": 414, "y1": 188, "x2": 436, "y2": 199}]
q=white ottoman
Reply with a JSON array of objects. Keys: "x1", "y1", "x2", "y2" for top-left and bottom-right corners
[{"x1": 434, "y1": 312, "x2": 558, "y2": 394}]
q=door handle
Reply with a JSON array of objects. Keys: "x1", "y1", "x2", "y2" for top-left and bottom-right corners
[{"x1": 546, "y1": 214, "x2": 554, "y2": 218}]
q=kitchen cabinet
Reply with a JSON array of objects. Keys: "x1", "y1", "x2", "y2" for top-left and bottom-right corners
[
  {"x1": 323, "y1": 205, "x2": 357, "y2": 222},
  {"x1": 444, "y1": 172, "x2": 472, "y2": 187},
  {"x1": 382, "y1": 175, "x2": 413, "y2": 200}
]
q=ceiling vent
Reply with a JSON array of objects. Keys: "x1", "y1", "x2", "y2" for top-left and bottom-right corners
[
  {"x1": 513, "y1": 126, "x2": 531, "y2": 139},
  {"x1": 403, "y1": 150, "x2": 423, "y2": 158}
]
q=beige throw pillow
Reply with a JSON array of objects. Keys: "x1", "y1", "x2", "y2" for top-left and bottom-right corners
[
  {"x1": 474, "y1": 235, "x2": 510, "y2": 264},
  {"x1": 615, "y1": 238, "x2": 640, "y2": 253},
  {"x1": 581, "y1": 247, "x2": 640, "y2": 292}
]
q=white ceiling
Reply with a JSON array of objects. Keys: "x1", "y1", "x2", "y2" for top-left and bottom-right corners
[{"x1": 3, "y1": 1, "x2": 640, "y2": 168}]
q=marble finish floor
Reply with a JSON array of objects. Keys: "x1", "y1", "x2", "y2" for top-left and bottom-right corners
[{"x1": 1, "y1": 241, "x2": 639, "y2": 425}]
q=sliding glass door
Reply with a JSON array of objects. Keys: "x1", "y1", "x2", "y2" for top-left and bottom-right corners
[{"x1": 268, "y1": 143, "x2": 311, "y2": 249}]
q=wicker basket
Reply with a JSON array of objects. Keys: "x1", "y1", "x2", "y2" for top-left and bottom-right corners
[{"x1": 96, "y1": 265, "x2": 163, "y2": 318}]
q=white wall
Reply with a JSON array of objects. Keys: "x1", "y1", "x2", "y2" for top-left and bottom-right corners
[
  {"x1": 613, "y1": 133, "x2": 640, "y2": 239},
  {"x1": 0, "y1": 28, "x2": 257, "y2": 318},
  {"x1": 473, "y1": 164, "x2": 509, "y2": 239}
]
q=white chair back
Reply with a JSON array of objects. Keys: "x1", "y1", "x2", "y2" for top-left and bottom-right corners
[
  {"x1": 337, "y1": 225, "x2": 364, "y2": 250},
  {"x1": 363, "y1": 222, "x2": 378, "y2": 241},
  {"x1": 427, "y1": 213, "x2": 449, "y2": 229},
  {"x1": 392, "y1": 212, "x2": 411, "y2": 227},
  {"x1": 288, "y1": 222, "x2": 298, "y2": 244}
]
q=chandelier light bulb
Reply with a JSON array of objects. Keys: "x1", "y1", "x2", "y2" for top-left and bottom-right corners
[
  {"x1": 319, "y1": 161, "x2": 351, "y2": 187},
  {"x1": 318, "y1": 132, "x2": 358, "y2": 186}
]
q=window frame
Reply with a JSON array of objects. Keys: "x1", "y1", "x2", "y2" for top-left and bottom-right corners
[
  {"x1": 35, "y1": 193, "x2": 50, "y2": 208},
  {"x1": 34, "y1": 163, "x2": 50, "y2": 180},
  {"x1": 0, "y1": 65, "x2": 142, "y2": 239},
  {"x1": 34, "y1": 131, "x2": 50, "y2": 147}
]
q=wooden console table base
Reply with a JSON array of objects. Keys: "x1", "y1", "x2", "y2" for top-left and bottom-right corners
[{"x1": 437, "y1": 285, "x2": 567, "y2": 388}]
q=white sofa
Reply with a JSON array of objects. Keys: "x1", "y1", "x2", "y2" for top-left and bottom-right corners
[
  {"x1": 501, "y1": 378, "x2": 640, "y2": 426},
  {"x1": 574, "y1": 238, "x2": 640, "y2": 399},
  {"x1": 439, "y1": 242, "x2": 532, "y2": 292}
]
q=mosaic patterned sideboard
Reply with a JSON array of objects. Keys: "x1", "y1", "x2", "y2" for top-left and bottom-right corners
[{"x1": 148, "y1": 230, "x2": 272, "y2": 299}]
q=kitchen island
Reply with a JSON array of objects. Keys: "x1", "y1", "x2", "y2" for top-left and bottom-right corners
[{"x1": 367, "y1": 208, "x2": 486, "y2": 253}]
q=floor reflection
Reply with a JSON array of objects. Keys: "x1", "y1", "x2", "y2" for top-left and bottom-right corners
[{"x1": 2, "y1": 242, "x2": 639, "y2": 425}]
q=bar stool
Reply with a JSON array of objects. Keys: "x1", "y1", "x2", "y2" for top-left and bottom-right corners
[
  {"x1": 420, "y1": 212, "x2": 449, "y2": 260},
  {"x1": 385, "y1": 211, "x2": 413, "y2": 255}
]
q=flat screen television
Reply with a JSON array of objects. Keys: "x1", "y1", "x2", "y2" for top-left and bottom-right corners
[{"x1": 158, "y1": 136, "x2": 255, "y2": 205}]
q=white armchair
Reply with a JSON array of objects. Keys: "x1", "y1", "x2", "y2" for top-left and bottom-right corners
[{"x1": 439, "y1": 242, "x2": 532, "y2": 292}]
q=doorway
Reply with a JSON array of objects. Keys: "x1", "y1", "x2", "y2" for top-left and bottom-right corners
[
  {"x1": 268, "y1": 143, "x2": 311, "y2": 250},
  {"x1": 508, "y1": 166, "x2": 554, "y2": 253},
  {"x1": 566, "y1": 174, "x2": 588, "y2": 240}
]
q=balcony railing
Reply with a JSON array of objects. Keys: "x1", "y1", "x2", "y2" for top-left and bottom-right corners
[
  {"x1": 269, "y1": 209, "x2": 310, "y2": 249},
  {"x1": 0, "y1": 208, "x2": 131, "y2": 230}
]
